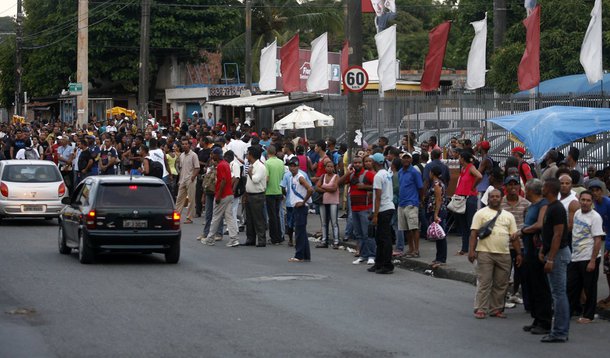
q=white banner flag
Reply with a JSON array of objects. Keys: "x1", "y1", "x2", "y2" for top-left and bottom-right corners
[
  {"x1": 580, "y1": 0, "x2": 603, "y2": 84},
  {"x1": 259, "y1": 39, "x2": 277, "y2": 92},
  {"x1": 307, "y1": 33, "x2": 329, "y2": 93},
  {"x1": 466, "y1": 14, "x2": 487, "y2": 90},
  {"x1": 375, "y1": 24, "x2": 396, "y2": 93}
]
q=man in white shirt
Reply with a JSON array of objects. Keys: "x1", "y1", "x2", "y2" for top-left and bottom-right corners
[
  {"x1": 148, "y1": 138, "x2": 169, "y2": 183},
  {"x1": 370, "y1": 153, "x2": 394, "y2": 274},
  {"x1": 226, "y1": 133, "x2": 250, "y2": 164},
  {"x1": 244, "y1": 145, "x2": 267, "y2": 247},
  {"x1": 567, "y1": 190, "x2": 605, "y2": 324}
]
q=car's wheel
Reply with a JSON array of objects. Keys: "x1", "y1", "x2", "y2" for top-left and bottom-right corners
[
  {"x1": 78, "y1": 231, "x2": 94, "y2": 264},
  {"x1": 58, "y1": 224, "x2": 71, "y2": 255},
  {"x1": 164, "y1": 242, "x2": 180, "y2": 264}
]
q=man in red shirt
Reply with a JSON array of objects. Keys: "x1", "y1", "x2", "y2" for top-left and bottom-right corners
[
  {"x1": 202, "y1": 147, "x2": 239, "y2": 247},
  {"x1": 512, "y1": 146, "x2": 534, "y2": 184},
  {"x1": 339, "y1": 156, "x2": 377, "y2": 265}
]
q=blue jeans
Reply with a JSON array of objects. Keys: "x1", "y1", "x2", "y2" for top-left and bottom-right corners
[
  {"x1": 352, "y1": 210, "x2": 376, "y2": 259},
  {"x1": 391, "y1": 208, "x2": 404, "y2": 252},
  {"x1": 204, "y1": 193, "x2": 223, "y2": 237},
  {"x1": 344, "y1": 196, "x2": 353, "y2": 240},
  {"x1": 546, "y1": 246, "x2": 571, "y2": 339},
  {"x1": 293, "y1": 206, "x2": 310, "y2": 260}
]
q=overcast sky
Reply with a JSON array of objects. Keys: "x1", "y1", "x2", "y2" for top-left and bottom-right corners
[{"x1": 0, "y1": 0, "x2": 16, "y2": 18}]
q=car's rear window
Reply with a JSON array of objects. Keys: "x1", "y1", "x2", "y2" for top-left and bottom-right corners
[
  {"x1": 1, "y1": 165, "x2": 62, "y2": 183},
  {"x1": 96, "y1": 184, "x2": 173, "y2": 208}
]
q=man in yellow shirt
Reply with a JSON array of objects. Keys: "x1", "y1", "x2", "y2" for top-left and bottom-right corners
[{"x1": 469, "y1": 189, "x2": 522, "y2": 319}]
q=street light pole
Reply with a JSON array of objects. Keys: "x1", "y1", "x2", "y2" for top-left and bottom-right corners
[
  {"x1": 76, "y1": 0, "x2": 89, "y2": 128},
  {"x1": 245, "y1": 0, "x2": 252, "y2": 91},
  {"x1": 347, "y1": 0, "x2": 363, "y2": 158},
  {"x1": 14, "y1": 0, "x2": 23, "y2": 117},
  {"x1": 138, "y1": 0, "x2": 152, "y2": 128}
]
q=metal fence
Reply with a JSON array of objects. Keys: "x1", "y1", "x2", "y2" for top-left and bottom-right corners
[{"x1": 306, "y1": 89, "x2": 610, "y2": 169}]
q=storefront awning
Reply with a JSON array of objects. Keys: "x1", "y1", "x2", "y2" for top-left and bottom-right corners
[{"x1": 207, "y1": 93, "x2": 323, "y2": 108}]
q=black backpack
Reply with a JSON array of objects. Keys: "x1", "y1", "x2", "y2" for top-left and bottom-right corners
[{"x1": 147, "y1": 159, "x2": 163, "y2": 179}]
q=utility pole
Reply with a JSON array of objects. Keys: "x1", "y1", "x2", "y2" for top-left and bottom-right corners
[
  {"x1": 244, "y1": 0, "x2": 252, "y2": 90},
  {"x1": 14, "y1": 0, "x2": 23, "y2": 116},
  {"x1": 138, "y1": 0, "x2": 152, "y2": 128},
  {"x1": 347, "y1": 0, "x2": 363, "y2": 157},
  {"x1": 493, "y1": 0, "x2": 507, "y2": 49},
  {"x1": 76, "y1": 0, "x2": 89, "y2": 128}
]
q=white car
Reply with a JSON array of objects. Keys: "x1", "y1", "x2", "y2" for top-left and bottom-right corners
[{"x1": 0, "y1": 160, "x2": 67, "y2": 223}]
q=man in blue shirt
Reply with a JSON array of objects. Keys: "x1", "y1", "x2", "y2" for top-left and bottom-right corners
[
  {"x1": 397, "y1": 152, "x2": 423, "y2": 257},
  {"x1": 423, "y1": 148, "x2": 450, "y2": 188},
  {"x1": 587, "y1": 179, "x2": 610, "y2": 307}
]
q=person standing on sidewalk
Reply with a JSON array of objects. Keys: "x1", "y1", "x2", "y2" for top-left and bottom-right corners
[
  {"x1": 369, "y1": 153, "x2": 395, "y2": 274},
  {"x1": 397, "y1": 152, "x2": 424, "y2": 258},
  {"x1": 584, "y1": 179, "x2": 610, "y2": 309},
  {"x1": 517, "y1": 179, "x2": 553, "y2": 335},
  {"x1": 315, "y1": 160, "x2": 340, "y2": 249},
  {"x1": 286, "y1": 157, "x2": 313, "y2": 262},
  {"x1": 469, "y1": 189, "x2": 520, "y2": 319},
  {"x1": 244, "y1": 146, "x2": 268, "y2": 247},
  {"x1": 265, "y1": 145, "x2": 285, "y2": 245},
  {"x1": 455, "y1": 151, "x2": 482, "y2": 255},
  {"x1": 427, "y1": 166, "x2": 448, "y2": 268},
  {"x1": 202, "y1": 147, "x2": 239, "y2": 247},
  {"x1": 175, "y1": 138, "x2": 200, "y2": 224},
  {"x1": 539, "y1": 178, "x2": 570, "y2": 343},
  {"x1": 566, "y1": 190, "x2": 604, "y2": 324}
]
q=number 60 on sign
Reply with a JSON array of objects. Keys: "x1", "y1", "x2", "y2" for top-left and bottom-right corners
[{"x1": 342, "y1": 66, "x2": 369, "y2": 93}]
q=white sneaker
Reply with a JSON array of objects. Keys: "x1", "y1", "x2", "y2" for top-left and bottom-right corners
[
  {"x1": 196, "y1": 235, "x2": 204, "y2": 241},
  {"x1": 352, "y1": 258, "x2": 365, "y2": 265},
  {"x1": 508, "y1": 295, "x2": 524, "y2": 304},
  {"x1": 226, "y1": 238, "x2": 240, "y2": 247},
  {"x1": 202, "y1": 238, "x2": 215, "y2": 246},
  {"x1": 214, "y1": 235, "x2": 223, "y2": 241},
  {"x1": 367, "y1": 258, "x2": 375, "y2": 265},
  {"x1": 504, "y1": 302, "x2": 516, "y2": 309}
]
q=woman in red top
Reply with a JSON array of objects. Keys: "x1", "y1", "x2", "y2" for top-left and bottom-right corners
[{"x1": 454, "y1": 151, "x2": 482, "y2": 255}]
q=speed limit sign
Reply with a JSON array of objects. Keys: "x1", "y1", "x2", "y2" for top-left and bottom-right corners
[{"x1": 343, "y1": 66, "x2": 369, "y2": 93}]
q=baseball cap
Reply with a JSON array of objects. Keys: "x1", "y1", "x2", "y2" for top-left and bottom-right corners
[
  {"x1": 587, "y1": 179, "x2": 604, "y2": 190},
  {"x1": 211, "y1": 147, "x2": 223, "y2": 155},
  {"x1": 401, "y1": 152, "x2": 412, "y2": 158},
  {"x1": 512, "y1": 147, "x2": 526, "y2": 155},
  {"x1": 192, "y1": 111, "x2": 199, "y2": 116},
  {"x1": 504, "y1": 175, "x2": 520, "y2": 185},
  {"x1": 287, "y1": 157, "x2": 300, "y2": 166},
  {"x1": 371, "y1": 153, "x2": 385, "y2": 164},
  {"x1": 478, "y1": 141, "x2": 490, "y2": 150}
]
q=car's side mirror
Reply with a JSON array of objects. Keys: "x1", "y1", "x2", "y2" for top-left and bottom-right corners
[{"x1": 61, "y1": 197, "x2": 71, "y2": 205}]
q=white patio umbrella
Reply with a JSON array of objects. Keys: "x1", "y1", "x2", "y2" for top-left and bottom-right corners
[{"x1": 273, "y1": 105, "x2": 334, "y2": 130}]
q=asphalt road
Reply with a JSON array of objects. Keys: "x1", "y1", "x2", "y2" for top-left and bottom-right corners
[{"x1": 0, "y1": 218, "x2": 609, "y2": 358}]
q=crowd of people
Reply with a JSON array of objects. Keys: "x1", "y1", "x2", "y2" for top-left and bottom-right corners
[{"x1": 1, "y1": 112, "x2": 610, "y2": 343}]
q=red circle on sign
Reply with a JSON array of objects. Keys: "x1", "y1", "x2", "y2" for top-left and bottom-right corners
[{"x1": 342, "y1": 65, "x2": 369, "y2": 93}]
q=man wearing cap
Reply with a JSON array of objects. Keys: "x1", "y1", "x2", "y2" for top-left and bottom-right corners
[
  {"x1": 369, "y1": 152, "x2": 395, "y2": 274},
  {"x1": 397, "y1": 152, "x2": 424, "y2": 258},
  {"x1": 586, "y1": 179, "x2": 610, "y2": 309},
  {"x1": 501, "y1": 175, "x2": 531, "y2": 306},
  {"x1": 200, "y1": 147, "x2": 239, "y2": 247},
  {"x1": 476, "y1": 140, "x2": 494, "y2": 197},
  {"x1": 512, "y1": 146, "x2": 534, "y2": 184}
]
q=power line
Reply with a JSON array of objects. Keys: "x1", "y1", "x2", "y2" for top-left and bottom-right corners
[
  {"x1": 0, "y1": 3, "x2": 17, "y2": 16},
  {"x1": 22, "y1": 0, "x2": 137, "y2": 50}
]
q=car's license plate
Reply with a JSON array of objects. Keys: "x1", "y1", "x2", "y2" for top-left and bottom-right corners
[
  {"x1": 123, "y1": 220, "x2": 148, "y2": 229},
  {"x1": 23, "y1": 205, "x2": 44, "y2": 212}
]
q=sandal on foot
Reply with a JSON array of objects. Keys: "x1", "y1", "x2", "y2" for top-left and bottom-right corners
[
  {"x1": 288, "y1": 257, "x2": 304, "y2": 262},
  {"x1": 474, "y1": 310, "x2": 486, "y2": 319},
  {"x1": 183, "y1": 219, "x2": 193, "y2": 224},
  {"x1": 456, "y1": 250, "x2": 466, "y2": 256},
  {"x1": 577, "y1": 317, "x2": 592, "y2": 324},
  {"x1": 489, "y1": 310, "x2": 507, "y2": 318}
]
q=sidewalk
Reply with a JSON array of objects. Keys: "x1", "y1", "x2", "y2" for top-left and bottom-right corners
[{"x1": 305, "y1": 210, "x2": 610, "y2": 319}]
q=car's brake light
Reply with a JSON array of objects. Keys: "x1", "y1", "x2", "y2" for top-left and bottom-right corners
[
  {"x1": 86, "y1": 210, "x2": 96, "y2": 229},
  {"x1": 58, "y1": 183, "x2": 66, "y2": 197},
  {"x1": 172, "y1": 211, "x2": 180, "y2": 229},
  {"x1": 129, "y1": 185, "x2": 138, "y2": 190},
  {"x1": 0, "y1": 182, "x2": 7, "y2": 197}
]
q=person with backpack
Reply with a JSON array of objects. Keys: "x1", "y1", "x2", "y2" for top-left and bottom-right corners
[
  {"x1": 139, "y1": 145, "x2": 163, "y2": 179},
  {"x1": 512, "y1": 147, "x2": 535, "y2": 184},
  {"x1": 16, "y1": 139, "x2": 40, "y2": 160}
]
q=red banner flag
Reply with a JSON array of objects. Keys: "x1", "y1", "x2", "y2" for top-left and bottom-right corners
[
  {"x1": 362, "y1": 0, "x2": 375, "y2": 13},
  {"x1": 420, "y1": 21, "x2": 452, "y2": 92},
  {"x1": 518, "y1": 5, "x2": 540, "y2": 91},
  {"x1": 280, "y1": 34, "x2": 300, "y2": 94}
]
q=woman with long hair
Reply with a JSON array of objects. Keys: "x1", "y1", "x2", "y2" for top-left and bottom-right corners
[{"x1": 455, "y1": 151, "x2": 482, "y2": 255}]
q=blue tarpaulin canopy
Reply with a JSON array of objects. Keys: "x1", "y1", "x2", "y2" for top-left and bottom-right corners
[
  {"x1": 486, "y1": 106, "x2": 610, "y2": 161},
  {"x1": 514, "y1": 73, "x2": 610, "y2": 97}
]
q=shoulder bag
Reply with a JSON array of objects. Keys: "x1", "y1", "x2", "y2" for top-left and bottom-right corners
[{"x1": 477, "y1": 209, "x2": 502, "y2": 239}]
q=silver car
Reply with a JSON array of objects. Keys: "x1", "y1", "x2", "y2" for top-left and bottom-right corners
[{"x1": 0, "y1": 160, "x2": 67, "y2": 222}]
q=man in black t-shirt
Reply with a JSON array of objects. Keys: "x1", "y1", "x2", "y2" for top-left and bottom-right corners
[
  {"x1": 195, "y1": 136, "x2": 212, "y2": 217},
  {"x1": 77, "y1": 139, "x2": 94, "y2": 185},
  {"x1": 540, "y1": 178, "x2": 570, "y2": 343}
]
